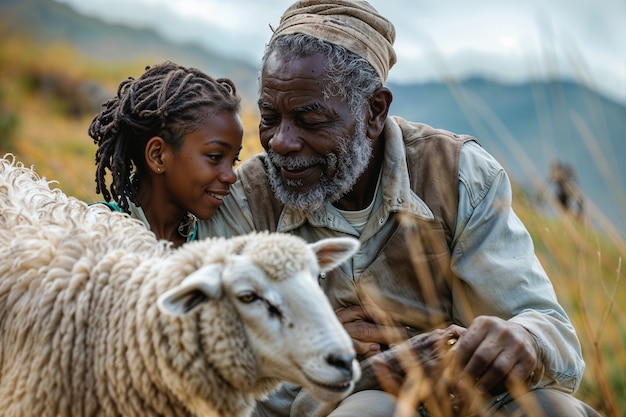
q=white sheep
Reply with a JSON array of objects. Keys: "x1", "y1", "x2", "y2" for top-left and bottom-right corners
[{"x1": 0, "y1": 154, "x2": 361, "y2": 417}]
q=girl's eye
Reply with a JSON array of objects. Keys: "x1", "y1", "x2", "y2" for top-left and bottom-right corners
[{"x1": 207, "y1": 154, "x2": 222, "y2": 162}]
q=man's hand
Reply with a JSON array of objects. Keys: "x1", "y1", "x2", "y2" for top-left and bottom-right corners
[
  {"x1": 452, "y1": 316, "x2": 538, "y2": 397},
  {"x1": 335, "y1": 305, "x2": 410, "y2": 358},
  {"x1": 352, "y1": 317, "x2": 539, "y2": 416},
  {"x1": 359, "y1": 325, "x2": 466, "y2": 394}
]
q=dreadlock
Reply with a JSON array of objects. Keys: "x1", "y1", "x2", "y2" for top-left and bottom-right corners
[{"x1": 88, "y1": 61, "x2": 241, "y2": 214}]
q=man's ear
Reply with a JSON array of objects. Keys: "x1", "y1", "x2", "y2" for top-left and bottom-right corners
[
  {"x1": 366, "y1": 87, "x2": 393, "y2": 139},
  {"x1": 145, "y1": 136, "x2": 166, "y2": 174}
]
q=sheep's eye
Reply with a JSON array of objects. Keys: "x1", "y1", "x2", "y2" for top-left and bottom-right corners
[{"x1": 238, "y1": 292, "x2": 259, "y2": 303}]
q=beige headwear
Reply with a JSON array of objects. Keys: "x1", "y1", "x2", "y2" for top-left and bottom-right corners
[{"x1": 270, "y1": 0, "x2": 397, "y2": 82}]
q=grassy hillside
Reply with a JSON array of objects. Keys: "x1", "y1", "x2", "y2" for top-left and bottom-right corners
[
  {"x1": 0, "y1": 30, "x2": 263, "y2": 202},
  {"x1": 0, "y1": 0, "x2": 260, "y2": 101},
  {"x1": 1, "y1": 29, "x2": 624, "y2": 417}
]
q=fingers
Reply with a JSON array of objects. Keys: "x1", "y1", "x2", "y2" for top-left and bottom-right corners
[
  {"x1": 370, "y1": 355, "x2": 405, "y2": 395},
  {"x1": 336, "y1": 303, "x2": 404, "y2": 331},
  {"x1": 342, "y1": 319, "x2": 382, "y2": 356},
  {"x1": 352, "y1": 337, "x2": 382, "y2": 357},
  {"x1": 335, "y1": 305, "x2": 368, "y2": 324},
  {"x1": 443, "y1": 324, "x2": 467, "y2": 340},
  {"x1": 336, "y1": 305, "x2": 413, "y2": 355},
  {"x1": 453, "y1": 316, "x2": 538, "y2": 395},
  {"x1": 343, "y1": 319, "x2": 410, "y2": 356}
]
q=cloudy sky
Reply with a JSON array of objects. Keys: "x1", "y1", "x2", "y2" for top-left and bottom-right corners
[{"x1": 55, "y1": 0, "x2": 625, "y2": 104}]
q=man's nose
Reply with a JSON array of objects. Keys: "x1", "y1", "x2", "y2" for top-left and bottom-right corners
[{"x1": 268, "y1": 122, "x2": 304, "y2": 154}]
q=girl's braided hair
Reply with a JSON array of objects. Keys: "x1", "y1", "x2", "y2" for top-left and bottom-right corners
[{"x1": 88, "y1": 61, "x2": 241, "y2": 213}]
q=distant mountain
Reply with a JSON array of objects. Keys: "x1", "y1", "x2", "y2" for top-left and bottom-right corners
[
  {"x1": 387, "y1": 78, "x2": 626, "y2": 233},
  {"x1": 2, "y1": 0, "x2": 624, "y2": 232},
  {"x1": 0, "y1": 0, "x2": 260, "y2": 100}
]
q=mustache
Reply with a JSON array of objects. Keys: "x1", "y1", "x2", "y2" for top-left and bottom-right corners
[{"x1": 266, "y1": 150, "x2": 336, "y2": 170}]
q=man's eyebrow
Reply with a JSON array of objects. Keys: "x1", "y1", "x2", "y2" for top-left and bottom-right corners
[
  {"x1": 295, "y1": 102, "x2": 327, "y2": 113},
  {"x1": 257, "y1": 100, "x2": 328, "y2": 113}
]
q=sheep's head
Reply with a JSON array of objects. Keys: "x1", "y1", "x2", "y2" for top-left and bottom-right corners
[{"x1": 158, "y1": 232, "x2": 361, "y2": 405}]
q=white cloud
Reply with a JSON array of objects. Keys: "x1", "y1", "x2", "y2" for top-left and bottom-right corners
[{"x1": 55, "y1": 0, "x2": 626, "y2": 103}]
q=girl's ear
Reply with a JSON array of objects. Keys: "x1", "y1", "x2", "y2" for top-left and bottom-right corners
[
  {"x1": 366, "y1": 87, "x2": 393, "y2": 139},
  {"x1": 145, "y1": 136, "x2": 166, "y2": 174}
]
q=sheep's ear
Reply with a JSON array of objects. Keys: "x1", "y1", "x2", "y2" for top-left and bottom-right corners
[
  {"x1": 310, "y1": 237, "x2": 360, "y2": 273},
  {"x1": 158, "y1": 264, "x2": 223, "y2": 317}
]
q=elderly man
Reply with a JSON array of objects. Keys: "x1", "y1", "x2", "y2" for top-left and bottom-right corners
[{"x1": 199, "y1": 1, "x2": 599, "y2": 416}]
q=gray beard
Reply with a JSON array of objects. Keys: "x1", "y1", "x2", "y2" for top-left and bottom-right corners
[{"x1": 264, "y1": 124, "x2": 372, "y2": 212}]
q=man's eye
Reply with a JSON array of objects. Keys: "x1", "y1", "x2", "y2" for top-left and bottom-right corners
[
  {"x1": 298, "y1": 118, "x2": 327, "y2": 129},
  {"x1": 260, "y1": 116, "x2": 277, "y2": 127}
]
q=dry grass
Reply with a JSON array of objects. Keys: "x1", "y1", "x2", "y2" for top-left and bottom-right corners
[
  {"x1": 1, "y1": 34, "x2": 623, "y2": 417},
  {"x1": 516, "y1": 194, "x2": 625, "y2": 417}
]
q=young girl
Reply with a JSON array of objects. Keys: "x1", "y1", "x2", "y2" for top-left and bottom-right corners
[{"x1": 88, "y1": 61, "x2": 243, "y2": 247}]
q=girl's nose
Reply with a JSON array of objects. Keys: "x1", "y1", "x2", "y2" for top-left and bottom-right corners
[{"x1": 220, "y1": 164, "x2": 237, "y2": 184}]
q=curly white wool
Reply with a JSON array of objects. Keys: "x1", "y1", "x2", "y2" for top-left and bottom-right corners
[{"x1": 0, "y1": 155, "x2": 360, "y2": 417}]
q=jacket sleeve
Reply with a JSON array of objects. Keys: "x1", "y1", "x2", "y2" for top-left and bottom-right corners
[{"x1": 450, "y1": 141, "x2": 585, "y2": 392}]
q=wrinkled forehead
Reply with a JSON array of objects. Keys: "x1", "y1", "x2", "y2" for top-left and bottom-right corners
[
  {"x1": 262, "y1": 50, "x2": 329, "y2": 83},
  {"x1": 260, "y1": 56, "x2": 330, "y2": 110}
]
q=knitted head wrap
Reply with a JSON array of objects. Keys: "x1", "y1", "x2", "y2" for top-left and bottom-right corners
[{"x1": 270, "y1": 0, "x2": 397, "y2": 82}]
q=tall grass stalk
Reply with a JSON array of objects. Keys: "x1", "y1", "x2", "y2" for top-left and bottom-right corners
[{"x1": 2, "y1": 30, "x2": 623, "y2": 417}]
